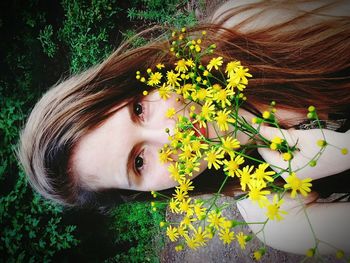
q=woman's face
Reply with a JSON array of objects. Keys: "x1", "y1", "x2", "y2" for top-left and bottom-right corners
[{"x1": 72, "y1": 91, "x2": 209, "y2": 192}]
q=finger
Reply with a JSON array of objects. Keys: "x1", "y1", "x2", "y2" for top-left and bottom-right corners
[
  {"x1": 257, "y1": 147, "x2": 288, "y2": 175},
  {"x1": 254, "y1": 125, "x2": 297, "y2": 146}
]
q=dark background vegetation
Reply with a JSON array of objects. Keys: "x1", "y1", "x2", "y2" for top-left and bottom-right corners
[{"x1": 0, "y1": 0, "x2": 199, "y2": 262}]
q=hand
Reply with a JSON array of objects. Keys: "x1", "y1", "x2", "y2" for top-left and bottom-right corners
[{"x1": 256, "y1": 126, "x2": 350, "y2": 181}]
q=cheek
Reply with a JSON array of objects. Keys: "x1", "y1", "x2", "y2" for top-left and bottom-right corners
[
  {"x1": 147, "y1": 158, "x2": 209, "y2": 191},
  {"x1": 148, "y1": 163, "x2": 178, "y2": 190}
]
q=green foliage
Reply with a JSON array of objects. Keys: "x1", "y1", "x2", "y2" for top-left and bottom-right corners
[
  {"x1": 0, "y1": 173, "x2": 78, "y2": 262},
  {"x1": 106, "y1": 202, "x2": 166, "y2": 263},
  {"x1": 58, "y1": 0, "x2": 121, "y2": 73},
  {"x1": 121, "y1": 29, "x2": 148, "y2": 49},
  {"x1": 38, "y1": 25, "x2": 57, "y2": 58},
  {"x1": 127, "y1": 0, "x2": 198, "y2": 28}
]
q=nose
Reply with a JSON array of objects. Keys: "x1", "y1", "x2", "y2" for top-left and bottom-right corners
[{"x1": 140, "y1": 117, "x2": 176, "y2": 146}]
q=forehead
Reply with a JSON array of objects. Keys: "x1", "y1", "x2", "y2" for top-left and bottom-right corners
[{"x1": 71, "y1": 105, "x2": 132, "y2": 190}]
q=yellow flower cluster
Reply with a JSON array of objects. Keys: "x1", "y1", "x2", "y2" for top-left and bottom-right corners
[{"x1": 133, "y1": 28, "x2": 339, "y2": 259}]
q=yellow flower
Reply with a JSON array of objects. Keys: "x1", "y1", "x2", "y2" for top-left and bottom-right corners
[
  {"x1": 173, "y1": 188, "x2": 188, "y2": 202},
  {"x1": 203, "y1": 70, "x2": 209, "y2": 77},
  {"x1": 270, "y1": 142, "x2": 278, "y2": 150},
  {"x1": 218, "y1": 228, "x2": 235, "y2": 245},
  {"x1": 270, "y1": 136, "x2": 283, "y2": 150},
  {"x1": 215, "y1": 109, "x2": 236, "y2": 131},
  {"x1": 186, "y1": 58, "x2": 195, "y2": 68},
  {"x1": 193, "y1": 226, "x2": 209, "y2": 246},
  {"x1": 175, "y1": 245, "x2": 183, "y2": 251},
  {"x1": 262, "y1": 111, "x2": 271, "y2": 119},
  {"x1": 236, "y1": 165, "x2": 254, "y2": 191},
  {"x1": 175, "y1": 83, "x2": 192, "y2": 98},
  {"x1": 204, "y1": 147, "x2": 225, "y2": 170},
  {"x1": 221, "y1": 136, "x2": 240, "y2": 155},
  {"x1": 165, "y1": 107, "x2": 176, "y2": 118},
  {"x1": 254, "y1": 250, "x2": 263, "y2": 261},
  {"x1": 156, "y1": 63, "x2": 165, "y2": 69},
  {"x1": 193, "y1": 202, "x2": 207, "y2": 219},
  {"x1": 317, "y1": 139, "x2": 327, "y2": 147},
  {"x1": 181, "y1": 215, "x2": 196, "y2": 227},
  {"x1": 282, "y1": 152, "x2": 293, "y2": 161},
  {"x1": 271, "y1": 136, "x2": 283, "y2": 144},
  {"x1": 236, "y1": 232, "x2": 247, "y2": 250},
  {"x1": 207, "y1": 211, "x2": 225, "y2": 230},
  {"x1": 179, "y1": 198, "x2": 194, "y2": 215},
  {"x1": 179, "y1": 179, "x2": 194, "y2": 192},
  {"x1": 336, "y1": 250, "x2": 344, "y2": 259},
  {"x1": 175, "y1": 59, "x2": 188, "y2": 73},
  {"x1": 226, "y1": 75, "x2": 240, "y2": 91},
  {"x1": 284, "y1": 173, "x2": 312, "y2": 198},
  {"x1": 213, "y1": 88, "x2": 233, "y2": 108},
  {"x1": 167, "y1": 70, "x2": 181, "y2": 87},
  {"x1": 207, "y1": 56, "x2": 223, "y2": 71},
  {"x1": 169, "y1": 198, "x2": 180, "y2": 213},
  {"x1": 178, "y1": 145, "x2": 195, "y2": 162},
  {"x1": 190, "y1": 140, "x2": 208, "y2": 157},
  {"x1": 306, "y1": 248, "x2": 315, "y2": 258},
  {"x1": 248, "y1": 179, "x2": 270, "y2": 207},
  {"x1": 234, "y1": 65, "x2": 252, "y2": 85},
  {"x1": 147, "y1": 72, "x2": 162, "y2": 86},
  {"x1": 225, "y1": 61, "x2": 241, "y2": 78},
  {"x1": 166, "y1": 225, "x2": 179, "y2": 242},
  {"x1": 199, "y1": 100, "x2": 216, "y2": 121},
  {"x1": 158, "y1": 83, "x2": 172, "y2": 100},
  {"x1": 168, "y1": 162, "x2": 184, "y2": 183},
  {"x1": 221, "y1": 218, "x2": 232, "y2": 229},
  {"x1": 223, "y1": 155, "x2": 245, "y2": 177},
  {"x1": 184, "y1": 235, "x2": 200, "y2": 250},
  {"x1": 252, "y1": 163, "x2": 275, "y2": 183},
  {"x1": 192, "y1": 88, "x2": 213, "y2": 101},
  {"x1": 177, "y1": 224, "x2": 188, "y2": 237},
  {"x1": 265, "y1": 194, "x2": 287, "y2": 221},
  {"x1": 184, "y1": 158, "x2": 200, "y2": 177},
  {"x1": 158, "y1": 148, "x2": 173, "y2": 163}
]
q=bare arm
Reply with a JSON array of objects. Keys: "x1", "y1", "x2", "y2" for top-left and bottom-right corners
[{"x1": 237, "y1": 195, "x2": 350, "y2": 254}]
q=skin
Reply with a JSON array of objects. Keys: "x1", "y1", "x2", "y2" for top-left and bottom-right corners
[
  {"x1": 72, "y1": 91, "x2": 212, "y2": 192},
  {"x1": 72, "y1": 88, "x2": 257, "y2": 192}
]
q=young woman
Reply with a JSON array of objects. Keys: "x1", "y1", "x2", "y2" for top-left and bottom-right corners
[{"x1": 18, "y1": 0, "x2": 350, "y2": 255}]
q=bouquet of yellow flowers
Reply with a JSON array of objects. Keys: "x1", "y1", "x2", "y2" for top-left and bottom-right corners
[{"x1": 136, "y1": 28, "x2": 347, "y2": 261}]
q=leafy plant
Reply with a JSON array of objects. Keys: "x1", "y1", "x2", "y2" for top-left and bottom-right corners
[
  {"x1": 127, "y1": 0, "x2": 198, "y2": 28},
  {"x1": 106, "y1": 202, "x2": 166, "y2": 263},
  {"x1": 57, "y1": 0, "x2": 121, "y2": 73},
  {"x1": 38, "y1": 25, "x2": 57, "y2": 58}
]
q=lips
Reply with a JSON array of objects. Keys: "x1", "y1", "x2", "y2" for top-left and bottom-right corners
[{"x1": 192, "y1": 121, "x2": 207, "y2": 138}]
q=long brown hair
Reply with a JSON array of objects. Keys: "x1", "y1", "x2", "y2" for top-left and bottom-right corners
[{"x1": 18, "y1": 1, "x2": 350, "y2": 207}]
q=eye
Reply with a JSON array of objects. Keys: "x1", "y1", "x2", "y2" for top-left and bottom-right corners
[
  {"x1": 135, "y1": 155, "x2": 143, "y2": 171},
  {"x1": 133, "y1": 102, "x2": 143, "y2": 116}
]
